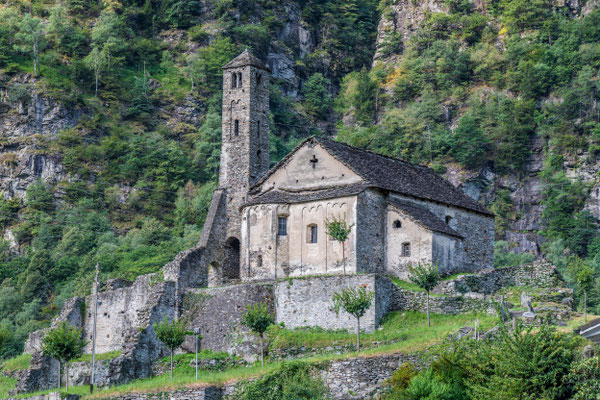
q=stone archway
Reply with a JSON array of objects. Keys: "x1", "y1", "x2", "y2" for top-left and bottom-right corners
[{"x1": 223, "y1": 237, "x2": 241, "y2": 281}]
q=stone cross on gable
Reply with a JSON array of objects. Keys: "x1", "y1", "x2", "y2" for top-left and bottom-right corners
[{"x1": 310, "y1": 154, "x2": 318, "y2": 168}]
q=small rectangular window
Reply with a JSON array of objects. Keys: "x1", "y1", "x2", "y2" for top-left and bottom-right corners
[
  {"x1": 402, "y1": 243, "x2": 411, "y2": 257},
  {"x1": 278, "y1": 217, "x2": 287, "y2": 236}
]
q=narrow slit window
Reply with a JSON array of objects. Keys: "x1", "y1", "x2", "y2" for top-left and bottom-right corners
[
  {"x1": 402, "y1": 242, "x2": 411, "y2": 257},
  {"x1": 278, "y1": 217, "x2": 287, "y2": 236},
  {"x1": 445, "y1": 215, "x2": 453, "y2": 225},
  {"x1": 231, "y1": 72, "x2": 236, "y2": 88},
  {"x1": 257, "y1": 120, "x2": 260, "y2": 137},
  {"x1": 307, "y1": 224, "x2": 318, "y2": 243},
  {"x1": 234, "y1": 119, "x2": 239, "y2": 135}
]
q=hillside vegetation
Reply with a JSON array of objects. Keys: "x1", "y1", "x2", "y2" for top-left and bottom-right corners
[{"x1": 1, "y1": 0, "x2": 600, "y2": 363}]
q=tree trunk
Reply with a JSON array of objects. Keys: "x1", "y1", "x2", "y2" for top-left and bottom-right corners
[
  {"x1": 33, "y1": 39, "x2": 38, "y2": 77},
  {"x1": 170, "y1": 349, "x2": 174, "y2": 379},
  {"x1": 260, "y1": 333, "x2": 264, "y2": 368},
  {"x1": 66, "y1": 362, "x2": 69, "y2": 392},
  {"x1": 342, "y1": 242, "x2": 346, "y2": 275},
  {"x1": 356, "y1": 317, "x2": 360, "y2": 352},
  {"x1": 585, "y1": 289, "x2": 588, "y2": 323},
  {"x1": 426, "y1": 291, "x2": 430, "y2": 327},
  {"x1": 57, "y1": 361, "x2": 61, "y2": 389},
  {"x1": 95, "y1": 72, "x2": 99, "y2": 97}
]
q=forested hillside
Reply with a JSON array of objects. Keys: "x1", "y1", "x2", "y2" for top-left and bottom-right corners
[{"x1": 2, "y1": 0, "x2": 600, "y2": 360}]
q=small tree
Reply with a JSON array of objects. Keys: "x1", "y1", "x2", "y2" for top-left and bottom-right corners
[
  {"x1": 326, "y1": 215, "x2": 354, "y2": 275},
  {"x1": 332, "y1": 286, "x2": 375, "y2": 352},
  {"x1": 568, "y1": 257, "x2": 595, "y2": 322},
  {"x1": 241, "y1": 302, "x2": 275, "y2": 367},
  {"x1": 41, "y1": 321, "x2": 87, "y2": 391},
  {"x1": 15, "y1": 14, "x2": 46, "y2": 77},
  {"x1": 154, "y1": 316, "x2": 187, "y2": 379},
  {"x1": 408, "y1": 263, "x2": 441, "y2": 327}
]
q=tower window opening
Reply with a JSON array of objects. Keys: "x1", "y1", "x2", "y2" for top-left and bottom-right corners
[
  {"x1": 237, "y1": 72, "x2": 242, "y2": 87},
  {"x1": 231, "y1": 72, "x2": 236, "y2": 88},
  {"x1": 393, "y1": 220, "x2": 402, "y2": 229},
  {"x1": 234, "y1": 119, "x2": 239, "y2": 136},
  {"x1": 445, "y1": 215, "x2": 453, "y2": 225},
  {"x1": 257, "y1": 120, "x2": 260, "y2": 137},
  {"x1": 256, "y1": 73, "x2": 262, "y2": 86}
]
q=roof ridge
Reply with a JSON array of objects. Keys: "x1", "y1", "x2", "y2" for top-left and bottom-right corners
[{"x1": 314, "y1": 136, "x2": 429, "y2": 171}]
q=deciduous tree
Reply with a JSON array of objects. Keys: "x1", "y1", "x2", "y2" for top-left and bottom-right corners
[
  {"x1": 332, "y1": 286, "x2": 374, "y2": 351},
  {"x1": 41, "y1": 321, "x2": 87, "y2": 391},
  {"x1": 241, "y1": 302, "x2": 275, "y2": 367}
]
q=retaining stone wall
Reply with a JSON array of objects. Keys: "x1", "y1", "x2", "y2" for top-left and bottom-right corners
[
  {"x1": 391, "y1": 286, "x2": 496, "y2": 315},
  {"x1": 321, "y1": 353, "x2": 422, "y2": 399},
  {"x1": 274, "y1": 274, "x2": 393, "y2": 333},
  {"x1": 181, "y1": 282, "x2": 274, "y2": 360},
  {"x1": 432, "y1": 261, "x2": 563, "y2": 296}
]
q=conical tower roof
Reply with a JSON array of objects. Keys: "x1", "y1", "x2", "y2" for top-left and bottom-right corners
[{"x1": 223, "y1": 49, "x2": 270, "y2": 71}]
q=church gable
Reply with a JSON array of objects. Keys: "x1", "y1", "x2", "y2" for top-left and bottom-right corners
[{"x1": 255, "y1": 141, "x2": 364, "y2": 193}]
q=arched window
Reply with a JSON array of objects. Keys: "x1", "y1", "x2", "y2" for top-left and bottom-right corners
[
  {"x1": 231, "y1": 72, "x2": 236, "y2": 88},
  {"x1": 237, "y1": 72, "x2": 242, "y2": 87},
  {"x1": 234, "y1": 119, "x2": 239, "y2": 135},
  {"x1": 393, "y1": 220, "x2": 402, "y2": 229},
  {"x1": 401, "y1": 242, "x2": 411, "y2": 257},
  {"x1": 307, "y1": 224, "x2": 318, "y2": 243}
]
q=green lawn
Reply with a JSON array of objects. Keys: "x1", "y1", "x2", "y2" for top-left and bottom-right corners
[
  {"x1": 0, "y1": 375, "x2": 18, "y2": 399},
  {"x1": 271, "y1": 310, "x2": 496, "y2": 351},
  {"x1": 73, "y1": 351, "x2": 122, "y2": 363},
  {"x1": 4, "y1": 311, "x2": 496, "y2": 399},
  {"x1": 2, "y1": 354, "x2": 31, "y2": 372}
]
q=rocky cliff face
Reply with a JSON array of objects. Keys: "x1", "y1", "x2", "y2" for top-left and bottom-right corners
[
  {"x1": 372, "y1": 0, "x2": 600, "y2": 256},
  {"x1": 0, "y1": 74, "x2": 82, "y2": 200}
]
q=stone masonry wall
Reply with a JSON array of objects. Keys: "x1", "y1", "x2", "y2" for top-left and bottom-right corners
[
  {"x1": 181, "y1": 282, "x2": 275, "y2": 360},
  {"x1": 432, "y1": 260, "x2": 563, "y2": 296},
  {"x1": 391, "y1": 286, "x2": 496, "y2": 315},
  {"x1": 275, "y1": 274, "x2": 393, "y2": 333},
  {"x1": 390, "y1": 193, "x2": 494, "y2": 273},
  {"x1": 320, "y1": 353, "x2": 422, "y2": 399},
  {"x1": 14, "y1": 275, "x2": 176, "y2": 394},
  {"x1": 356, "y1": 190, "x2": 386, "y2": 274}
]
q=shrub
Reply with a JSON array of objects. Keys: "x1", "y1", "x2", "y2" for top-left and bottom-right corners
[{"x1": 233, "y1": 361, "x2": 330, "y2": 400}]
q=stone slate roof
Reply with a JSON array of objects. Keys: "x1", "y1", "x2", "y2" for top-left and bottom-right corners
[
  {"x1": 252, "y1": 137, "x2": 492, "y2": 216},
  {"x1": 222, "y1": 49, "x2": 270, "y2": 71},
  {"x1": 388, "y1": 198, "x2": 463, "y2": 238},
  {"x1": 245, "y1": 183, "x2": 369, "y2": 207},
  {"x1": 575, "y1": 317, "x2": 600, "y2": 334}
]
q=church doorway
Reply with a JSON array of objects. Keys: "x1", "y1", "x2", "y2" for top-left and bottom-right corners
[{"x1": 223, "y1": 237, "x2": 241, "y2": 281}]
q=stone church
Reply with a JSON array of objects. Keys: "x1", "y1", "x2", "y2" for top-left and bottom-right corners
[{"x1": 202, "y1": 50, "x2": 495, "y2": 283}]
